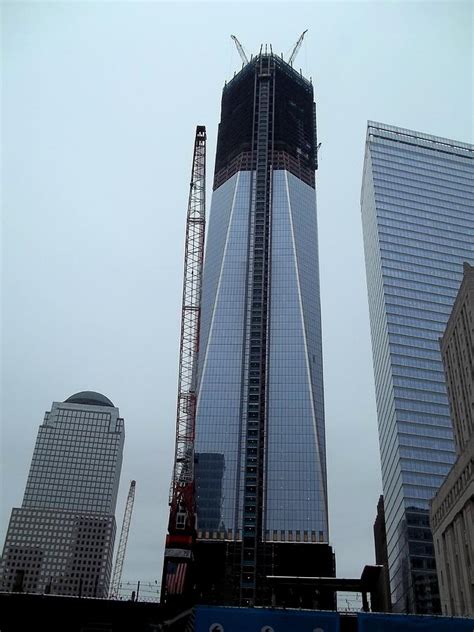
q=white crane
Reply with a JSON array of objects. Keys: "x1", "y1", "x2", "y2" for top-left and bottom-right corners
[
  {"x1": 288, "y1": 30, "x2": 308, "y2": 65},
  {"x1": 109, "y1": 480, "x2": 136, "y2": 598},
  {"x1": 231, "y1": 34, "x2": 249, "y2": 65}
]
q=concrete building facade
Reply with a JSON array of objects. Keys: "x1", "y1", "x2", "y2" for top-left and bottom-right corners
[
  {"x1": 0, "y1": 391, "x2": 124, "y2": 597},
  {"x1": 431, "y1": 263, "x2": 474, "y2": 617}
]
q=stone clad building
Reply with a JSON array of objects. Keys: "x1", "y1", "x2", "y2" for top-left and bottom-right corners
[{"x1": 430, "y1": 263, "x2": 474, "y2": 616}]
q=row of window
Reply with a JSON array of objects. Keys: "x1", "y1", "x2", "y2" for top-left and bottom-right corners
[{"x1": 371, "y1": 139, "x2": 472, "y2": 168}]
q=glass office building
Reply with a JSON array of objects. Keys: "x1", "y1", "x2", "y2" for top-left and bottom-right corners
[
  {"x1": 0, "y1": 391, "x2": 124, "y2": 597},
  {"x1": 361, "y1": 122, "x2": 473, "y2": 613},
  {"x1": 194, "y1": 53, "x2": 331, "y2": 606}
]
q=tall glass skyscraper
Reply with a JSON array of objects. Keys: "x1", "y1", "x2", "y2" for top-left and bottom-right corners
[
  {"x1": 0, "y1": 391, "x2": 125, "y2": 597},
  {"x1": 361, "y1": 122, "x2": 473, "y2": 614},
  {"x1": 194, "y1": 53, "x2": 333, "y2": 607}
]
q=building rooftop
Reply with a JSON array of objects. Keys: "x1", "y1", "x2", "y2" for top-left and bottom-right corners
[
  {"x1": 367, "y1": 120, "x2": 473, "y2": 154},
  {"x1": 64, "y1": 391, "x2": 115, "y2": 408},
  {"x1": 225, "y1": 51, "x2": 312, "y2": 92}
]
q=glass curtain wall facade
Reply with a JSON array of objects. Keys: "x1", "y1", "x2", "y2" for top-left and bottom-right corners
[
  {"x1": 195, "y1": 53, "x2": 328, "y2": 605},
  {"x1": 0, "y1": 391, "x2": 124, "y2": 597},
  {"x1": 361, "y1": 122, "x2": 473, "y2": 614}
]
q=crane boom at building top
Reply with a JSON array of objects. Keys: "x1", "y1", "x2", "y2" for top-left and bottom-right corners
[
  {"x1": 288, "y1": 29, "x2": 308, "y2": 65},
  {"x1": 231, "y1": 34, "x2": 249, "y2": 65}
]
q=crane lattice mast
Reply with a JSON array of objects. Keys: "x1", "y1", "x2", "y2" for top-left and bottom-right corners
[
  {"x1": 288, "y1": 29, "x2": 308, "y2": 65},
  {"x1": 109, "y1": 480, "x2": 136, "y2": 598},
  {"x1": 231, "y1": 34, "x2": 249, "y2": 65},
  {"x1": 161, "y1": 125, "x2": 206, "y2": 604}
]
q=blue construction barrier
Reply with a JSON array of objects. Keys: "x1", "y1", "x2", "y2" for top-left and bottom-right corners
[
  {"x1": 194, "y1": 605, "x2": 340, "y2": 632},
  {"x1": 358, "y1": 611, "x2": 474, "y2": 631}
]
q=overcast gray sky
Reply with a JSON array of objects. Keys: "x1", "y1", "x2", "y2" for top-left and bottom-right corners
[{"x1": 1, "y1": 1, "x2": 472, "y2": 596}]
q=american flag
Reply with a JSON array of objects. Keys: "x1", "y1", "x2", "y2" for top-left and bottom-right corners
[{"x1": 166, "y1": 561, "x2": 187, "y2": 595}]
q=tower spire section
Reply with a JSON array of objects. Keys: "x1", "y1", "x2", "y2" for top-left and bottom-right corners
[
  {"x1": 161, "y1": 125, "x2": 206, "y2": 604},
  {"x1": 109, "y1": 480, "x2": 136, "y2": 598}
]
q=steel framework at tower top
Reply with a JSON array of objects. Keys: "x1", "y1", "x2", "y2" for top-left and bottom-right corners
[
  {"x1": 230, "y1": 31, "x2": 308, "y2": 67},
  {"x1": 109, "y1": 480, "x2": 136, "y2": 598}
]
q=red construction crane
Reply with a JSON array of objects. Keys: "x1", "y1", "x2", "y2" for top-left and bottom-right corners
[{"x1": 161, "y1": 125, "x2": 206, "y2": 604}]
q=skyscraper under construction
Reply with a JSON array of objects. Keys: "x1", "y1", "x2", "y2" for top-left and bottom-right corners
[{"x1": 194, "y1": 47, "x2": 334, "y2": 607}]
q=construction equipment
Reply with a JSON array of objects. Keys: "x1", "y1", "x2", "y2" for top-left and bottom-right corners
[
  {"x1": 109, "y1": 480, "x2": 136, "y2": 598},
  {"x1": 161, "y1": 126, "x2": 206, "y2": 604},
  {"x1": 231, "y1": 34, "x2": 249, "y2": 65},
  {"x1": 288, "y1": 29, "x2": 308, "y2": 65}
]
